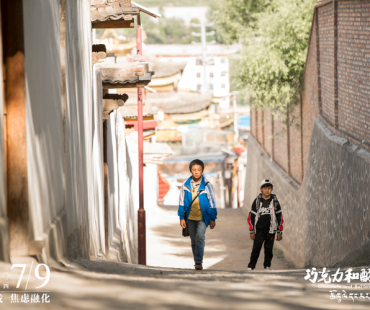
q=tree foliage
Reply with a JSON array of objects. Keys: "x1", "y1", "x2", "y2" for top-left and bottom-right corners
[{"x1": 213, "y1": 0, "x2": 315, "y2": 111}]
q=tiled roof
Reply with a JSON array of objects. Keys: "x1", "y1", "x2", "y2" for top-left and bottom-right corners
[
  {"x1": 119, "y1": 105, "x2": 153, "y2": 119},
  {"x1": 147, "y1": 92, "x2": 211, "y2": 115},
  {"x1": 90, "y1": 0, "x2": 139, "y2": 22},
  {"x1": 150, "y1": 60, "x2": 187, "y2": 79},
  {"x1": 169, "y1": 110, "x2": 209, "y2": 123},
  {"x1": 99, "y1": 62, "x2": 154, "y2": 87}
]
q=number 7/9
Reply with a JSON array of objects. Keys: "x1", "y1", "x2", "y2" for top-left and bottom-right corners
[{"x1": 11, "y1": 264, "x2": 50, "y2": 289}]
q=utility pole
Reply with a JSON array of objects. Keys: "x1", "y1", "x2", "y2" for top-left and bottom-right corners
[
  {"x1": 136, "y1": 13, "x2": 146, "y2": 266},
  {"x1": 232, "y1": 91, "x2": 239, "y2": 143},
  {"x1": 191, "y1": 22, "x2": 215, "y2": 94}
]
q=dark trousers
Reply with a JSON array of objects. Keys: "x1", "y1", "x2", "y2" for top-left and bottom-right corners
[{"x1": 248, "y1": 230, "x2": 275, "y2": 269}]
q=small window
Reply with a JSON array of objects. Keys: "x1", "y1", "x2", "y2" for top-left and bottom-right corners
[
  {"x1": 221, "y1": 84, "x2": 225, "y2": 88},
  {"x1": 208, "y1": 58, "x2": 215, "y2": 66},
  {"x1": 197, "y1": 84, "x2": 202, "y2": 92},
  {"x1": 196, "y1": 59, "x2": 202, "y2": 66},
  {"x1": 197, "y1": 72, "x2": 201, "y2": 78},
  {"x1": 209, "y1": 84, "x2": 214, "y2": 90},
  {"x1": 221, "y1": 58, "x2": 226, "y2": 64},
  {"x1": 209, "y1": 72, "x2": 214, "y2": 78},
  {"x1": 221, "y1": 71, "x2": 226, "y2": 77}
]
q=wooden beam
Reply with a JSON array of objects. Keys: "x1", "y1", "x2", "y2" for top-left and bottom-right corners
[
  {"x1": 103, "y1": 82, "x2": 147, "y2": 89},
  {"x1": 124, "y1": 116, "x2": 154, "y2": 121},
  {"x1": 92, "y1": 19, "x2": 134, "y2": 29}
]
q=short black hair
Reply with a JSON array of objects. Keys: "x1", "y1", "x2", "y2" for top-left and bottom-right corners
[
  {"x1": 261, "y1": 184, "x2": 273, "y2": 189},
  {"x1": 189, "y1": 159, "x2": 204, "y2": 172}
]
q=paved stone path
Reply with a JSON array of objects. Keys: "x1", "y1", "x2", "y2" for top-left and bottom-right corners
[
  {"x1": 147, "y1": 205, "x2": 289, "y2": 271},
  {"x1": 1, "y1": 207, "x2": 369, "y2": 309}
]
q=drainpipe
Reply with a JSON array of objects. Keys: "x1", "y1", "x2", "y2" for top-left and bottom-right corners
[{"x1": 137, "y1": 13, "x2": 146, "y2": 265}]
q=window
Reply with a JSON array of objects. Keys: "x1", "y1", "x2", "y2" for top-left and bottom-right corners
[
  {"x1": 221, "y1": 58, "x2": 226, "y2": 64},
  {"x1": 197, "y1": 84, "x2": 202, "y2": 92},
  {"x1": 208, "y1": 58, "x2": 215, "y2": 65},
  {"x1": 196, "y1": 59, "x2": 202, "y2": 66},
  {"x1": 221, "y1": 71, "x2": 226, "y2": 77},
  {"x1": 209, "y1": 84, "x2": 214, "y2": 90},
  {"x1": 197, "y1": 72, "x2": 201, "y2": 78},
  {"x1": 221, "y1": 84, "x2": 225, "y2": 88},
  {"x1": 209, "y1": 72, "x2": 214, "y2": 78}
]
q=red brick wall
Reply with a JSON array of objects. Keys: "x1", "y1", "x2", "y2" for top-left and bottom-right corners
[
  {"x1": 251, "y1": 108, "x2": 257, "y2": 138},
  {"x1": 319, "y1": 2, "x2": 335, "y2": 125},
  {"x1": 289, "y1": 103, "x2": 303, "y2": 183},
  {"x1": 273, "y1": 112, "x2": 288, "y2": 173},
  {"x1": 257, "y1": 108, "x2": 264, "y2": 145},
  {"x1": 264, "y1": 110, "x2": 273, "y2": 157},
  {"x1": 337, "y1": 1, "x2": 370, "y2": 144},
  {"x1": 302, "y1": 16, "x2": 320, "y2": 174},
  {"x1": 249, "y1": 0, "x2": 370, "y2": 186}
]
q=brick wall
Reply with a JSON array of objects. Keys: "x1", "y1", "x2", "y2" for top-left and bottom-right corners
[
  {"x1": 337, "y1": 1, "x2": 370, "y2": 145},
  {"x1": 319, "y1": 2, "x2": 335, "y2": 126},
  {"x1": 302, "y1": 16, "x2": 320, "y2": 173},
  {"x1": 264, "y1": 110, "x2": 273, "y2": 157},
  {"x1": 249, "y1": 0, "x2": 370, "y2": 186},
  {"x1": 273, "y1": 112, "x2": 289, "y2": 173},
  {"x1": 257, "y1": 108, "x2": 264, "y2": 145},
  {"x1": 289, "y1": 103, "x2": 303, "y2": 183}
]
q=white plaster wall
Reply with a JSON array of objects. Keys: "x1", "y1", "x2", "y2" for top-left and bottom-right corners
[
  {"x1": 116, "y1": 109, "x2": 136, "y2": 263},
  {"x1": 89, "y1": 70, "x2": 105, "y2": 257},
  {"x1": 0, "y1": 6, "x2": 10, "y2": 262},
  {"x1": 23, "y1": 0, "x2": 64, "y2": 242},
  {"x1": 106, "y1": 110, "x2": 137, "y2": 263},
  {"x1": 64, "y1": 0, "x2": 93, "y2": 259}
]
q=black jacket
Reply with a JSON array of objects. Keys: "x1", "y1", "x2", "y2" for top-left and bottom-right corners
[{"x1": 247, "y1": 193, "x2": 283, "y2": 234}]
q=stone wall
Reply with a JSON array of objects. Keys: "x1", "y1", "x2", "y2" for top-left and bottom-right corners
[
  {"x1": 245, "y1": 118, "x2": 370, "y2": 267},
  {"x1": 246, "y1": 0, "x2": 370, "y2": 267}
]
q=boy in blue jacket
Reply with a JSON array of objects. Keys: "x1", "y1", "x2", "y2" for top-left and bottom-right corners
[{"x1": 178, "y1": 159, "x2": 217, "y2": 270}]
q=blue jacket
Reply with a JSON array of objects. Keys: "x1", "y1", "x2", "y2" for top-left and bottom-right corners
[{"x1": 178, "y1": 176, "x2": 217, "y2": 227}]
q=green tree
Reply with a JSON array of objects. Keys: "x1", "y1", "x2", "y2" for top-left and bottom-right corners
[{"x1": 213, "y1": 0, "x2": 315, "y2": 111}]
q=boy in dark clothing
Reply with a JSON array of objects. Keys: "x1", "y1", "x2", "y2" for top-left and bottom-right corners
[{"x1": 247, "y1": 179, "x2": 284, "y2": 270}]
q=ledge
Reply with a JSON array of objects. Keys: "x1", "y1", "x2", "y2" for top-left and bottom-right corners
[
  {"x1": 92, "y1": 44, "x2": 107, "y2": 65},
  {"x1": 99, "y1": 63, "x2": 154, "y2": 89},
  {"x1": 91, "y1": 0, "x2": 138, "y2": 25},
  {"x1": 103, "y1": 93, "x2": 129, "y2": 112}
]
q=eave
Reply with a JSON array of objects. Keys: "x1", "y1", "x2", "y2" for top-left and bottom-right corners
[
  {"x1": 99, "y1": 62, "x2": 154, "y2": 89},
  {"x1": 91, "y1": 0, "x2": 138, "y2": 28}
]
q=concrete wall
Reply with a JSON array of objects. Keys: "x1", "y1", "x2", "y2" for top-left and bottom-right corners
[
  {"x1": 245, "y1": 118, "x2": 370, "y2": 267},
  {"x1": 23, "y1": 0, "x2": 66, "y2": 262},
  {"x1": 64, "y1": 0, "x2": 93, "y2": 259},
  {"x1": 89, "y1": 70, "x2": 105, "y2": 258},
  {"x1": 106, "y1": 110, "x2": 137, "y2": 263}
]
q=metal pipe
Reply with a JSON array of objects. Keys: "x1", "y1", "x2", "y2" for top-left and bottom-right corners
[{"x1": 137, "y1": 13, "x2": 146, "y2": 265}]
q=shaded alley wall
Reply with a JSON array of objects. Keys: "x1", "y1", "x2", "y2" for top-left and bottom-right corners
[{"x1": 245, "y1": 0, "x2": 370, "y2": 267}]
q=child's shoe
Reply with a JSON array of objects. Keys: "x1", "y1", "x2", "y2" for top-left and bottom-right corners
[
  {"x1": 264, "y1": 267, "x2": 271, "y2": 270},
  {"x1": 247, "y1": 267, "x2": 253, "y2": 271},
  {"x1": 195, "y1": 263, "x2": 203, "y2": 270}
]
